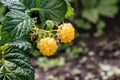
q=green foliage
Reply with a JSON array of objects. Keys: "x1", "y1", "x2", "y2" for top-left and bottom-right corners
[
  {"x1": 64, "y1": 41, "x2": 89, "y2": 59},
  {"x1": 58, "y1": 42, "x2": 73, "y2": 51},
  {"x1": 0, "y1": 0, "x2": 71, "y2": 80},
  {"x1": 38, "y1": 0, "x2": 67, "y2": 22},
  {"x1": 0, "y1": 41, "x2": 34, "y2": 80},
  {"x1": 37, "y1": 57, "x2": 65, "y2": 71},
  {"x1": 0, "y1": 25, "x2": 10, "y2": 45},
  {"x1": 81, "y1": 0, "x2": 97, "y2": 8},
  {"x1": 69, "y1": 0, "x2": 119, "y2": 37},
  {"x1": 0, "y1": 3, "x2": 6, "y2": 22},
  {"x1": 82, "y1": 8, "x2": 99, "y2": 23},
  {"x1": 74, "y1": 19, "x2": 91, "y2": 30},
  {"x1": 97, "y1": 0, "x2": 118, "y2": 17},
  {"x1": 81, "y1": 0, "x2": 118, "y2": 23},
  {"x1": 65, "y1": 0, "x2": 74, "y2": 17},
  {"x1": 1, "y1": 0, "x2": 67, "y2": 23},
  {"x1": 1, "y1": 0, "x2": 26, "y2": 11},
  {"x1": 2, "y1": 10, "x2": 36, "y2": 40},
  {"x1": 94, "y1": 20, "x2": 106, "y2": 37}
]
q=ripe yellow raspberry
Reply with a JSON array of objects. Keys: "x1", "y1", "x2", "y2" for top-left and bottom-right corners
[
  {"x1": 37, "y1": 38, "x2": 58, "y2": 56},
  {"x1": 58, "y1": 23, "x2": 75, "y2": 43}
]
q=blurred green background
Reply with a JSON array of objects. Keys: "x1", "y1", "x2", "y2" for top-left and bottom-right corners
[{"x1": 0, "y1": 0, "x2": 120, "y2": 80}]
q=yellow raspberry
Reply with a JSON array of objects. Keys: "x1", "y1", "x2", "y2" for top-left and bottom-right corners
[
  {"x1": 58, "y1": 23, "x2": 75, "y2": 43},
  {"x1": 37, "y1": 38, "x2": 58, "y2": 56}
]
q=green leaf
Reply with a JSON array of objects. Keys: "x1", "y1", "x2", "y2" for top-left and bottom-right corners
[
  {"x1": 0, "y1": 0, "x2": 26, "y2": 11},
  {"x1": 0, "y1": 0, "x2": 36, "y2": 12},
  {"x1": 81, "y1": 0, "x2": 97, "y2": 8},
  {"x1": 96, "y1": 20, "x2": 105, "y2": 29},
  {"x1": 38, "y1": 0, "x2": 67, "y2": 22},
  {"x1": 7, "y1": 40, "x2": 33, "y2": 54},
  {"x1": 1, "y1": 0, "x2": 67, "y2": 23},
  {"x1": 0, "y1": 31, "x2": 10, "y2": 45},
  {"x1": 98, "y1": 0, "x2": 118, "y2": 5},
  {"x1": 0, "y1": 3, "x2": 6, "y2": 22},
  {"x1": 0, "y1": 25, "x2": 11, "y2": 45},
  {"x1": 0, "y1": 41, "x2": 34, "y2": 80},
  {"x1": 37, "y1": 57, "x2": 65, "y2": 71},
  {"x1": 65, "y1": 0, "x2": 74, "y2": 17},
  {"x1": 82, "y1": 22, "x2": 92, "y2": 30},
  {"x1": 82, "y1": 8, "x2": 99, "y2": 23},
  {"x1": 74, "y1": 19, "x2": 92, "y2": 30},
  {"x1": 97, "y1": 5, "x2": 118, "y2": 17},
  {"x1": 97, "y1": 0, "x2": 118, "y2": 17},
  {"x1": 20, "y1": 0, "x2": 35, "y2": 9},
  {"x1": 2, "y1": 10, "x2": 36, "y2": 40},
  {"x1": 94, "y1": 20, "x2": 105, "y2": 37}
]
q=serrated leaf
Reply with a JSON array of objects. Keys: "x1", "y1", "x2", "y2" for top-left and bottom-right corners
[
  {"x1": 0, "y1": 41, "x2": 34, "y2": 80},
  {"x1": 2, "y1": 10, "x2": 36, "y2": 40},
  {"x1": 1, "y1": 0, "x2": 67, "y2": 23},
  {"x1": 82, "y1": 8, "x2": 99, "y2": 23},
  {"x1": 38, "y1": 0, "x2": 67, "y2": 22},
  {"x1": 0, "y1": 25, "x2": 11, "y2": 45},
  {"x1": 99, "y1": 0, "x2": 118, "y2": 5},
  {"x1": 74, "y1": 19, "x2": 85, "y2": 27},
  {"x1": 97, "y1": 0, "x2": 118, "y2": 17},
  {"x1": 7, "y1": 40, "x2": 32, "y2": 54},
  {"x1": 65, "y1": 0, "x2": 74, "y2": 17},
  {"x1": 65, "y1": 5, "x2": 74, "y2": 17},
  {"x1": 75, "y1": 19, "x2": 92, "y2": 30},
  {"x1": 98, "y1": 5, "x2": 118, "y2": 17},
  {"x1": 0, "y1": 3, "x2": 6, "y2": 22},
  {"x1": 20, "y1": 0, "x2": 35, "y2": 9},
  {"x1": 0, "y1": 0, "x2": 26, "y2": 11},
  {"x1": 97, "y1": 20, "x2": 105, "y2": 29},
  {"x1": 0, "y1": 32, "x2": 10, "y2": 45},
  {"x1": 81, "y1": 0, "x2": 97, "y2": 8}
]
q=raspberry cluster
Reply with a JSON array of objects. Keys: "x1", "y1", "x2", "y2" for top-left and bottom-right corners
[{"x1": 32, "y1": 23, "x2": 75, "y2": 56}]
